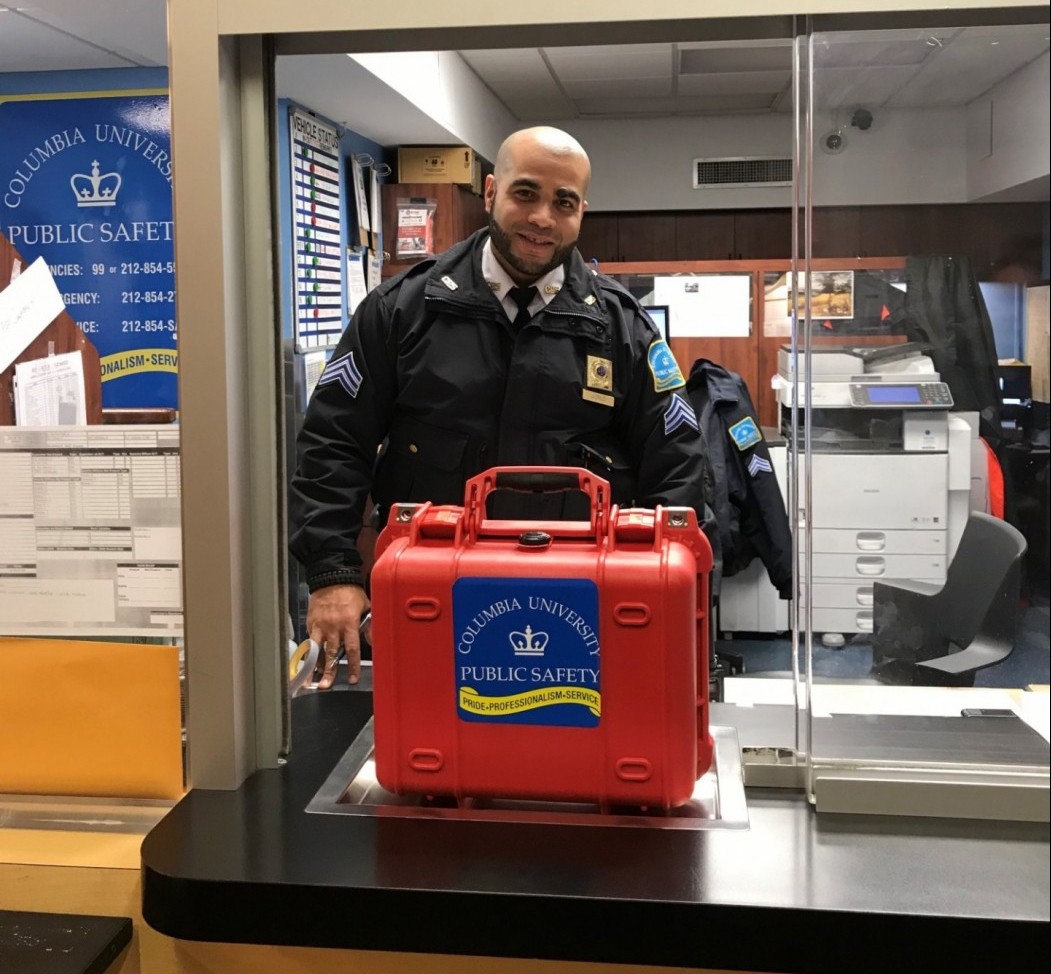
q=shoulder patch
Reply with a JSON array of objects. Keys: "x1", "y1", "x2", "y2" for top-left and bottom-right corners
[
  {"x1": 728, "y1": 416, "x2": 762, "y2": 451},
  {"x1": 646, "y1": 339, "x2": 685, "y2": 392}
]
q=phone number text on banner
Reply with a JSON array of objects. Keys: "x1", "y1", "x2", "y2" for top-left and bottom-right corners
[{"x1": 0, "y1": 93, "x2": 177, "y2": 410}]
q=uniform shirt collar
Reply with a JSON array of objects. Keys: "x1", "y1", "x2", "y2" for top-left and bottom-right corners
[{"x1": 482, "y1": 237, "x2": 564, "y2": 320}]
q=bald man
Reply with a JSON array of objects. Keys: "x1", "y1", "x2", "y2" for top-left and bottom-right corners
[{"x1": 290, "y1": 126, "x2": 706, "y2": 687}]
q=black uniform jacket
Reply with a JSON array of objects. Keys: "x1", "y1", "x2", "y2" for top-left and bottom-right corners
[
  {"x1": 686, "y1": 359, "x2": 793, "y2": 600},
  {"x1": 289, "y1": 230, "x2": 707, "y2": 591}
]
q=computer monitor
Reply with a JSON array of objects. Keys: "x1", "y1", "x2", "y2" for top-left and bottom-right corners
[
  {"x1": 998, "y1": 363, "x2": 1033, "y2": 437},
  {"x1": 998, "y1": 363, "x2": 1032, "y2": 405},
  {"x1": 643, "y1": 305, "x2": 670, "y2": 341}
]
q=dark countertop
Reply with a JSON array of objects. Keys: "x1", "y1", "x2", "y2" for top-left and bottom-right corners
[{"x1": 141, "y1": 692, "x2": 1050, "y2": 974}]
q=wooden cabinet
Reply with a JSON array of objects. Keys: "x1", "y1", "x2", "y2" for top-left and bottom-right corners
[
  {"x1": 616, "y1": 213, "x2": 677, "y2": 262},
  {"x1": 576, "y1": 213, "x2": 620, "y2": 263},
  {"x1": 674, "y1": 211, "x2": 735, "y2": 260},
  {"x1": 733, "y1": 210, "x2": 792, "y2": 259},
  {"x1": 579, "y1": 202, "x2": 1045, "y2": 276},
  {"x1": 381, "y1": 182, "x2": 487, "y2": 278}
]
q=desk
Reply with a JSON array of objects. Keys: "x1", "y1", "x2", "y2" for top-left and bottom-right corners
[{"x1": 140, "y1": 692, "x2": 1049, "y2": 973}]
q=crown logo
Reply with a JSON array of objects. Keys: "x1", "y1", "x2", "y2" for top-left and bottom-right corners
[
  {"x1": 71, "y1": 160, "x2": 121, "y2": 207},
  {"x1": 509, "y1": 624, "x2": 549, "y2": 657}
]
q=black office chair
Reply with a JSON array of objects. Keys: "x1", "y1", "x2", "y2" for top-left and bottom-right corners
[{"x1": 871, "y1": 512, "x2": 1027, "y2": 687}]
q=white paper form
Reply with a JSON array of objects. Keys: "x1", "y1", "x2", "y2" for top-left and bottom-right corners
[
  {"x1": 653, "y1": 274, "x2": 752, "y2": 338},
  {"x1": 302, "y1": 350, "x2": 328, "y2": 407},
  {"x1": 351, "y1": 156, "x2": 371, "y2": 239},
  {"x1": 13, "y1": 350, "x2": 87, "y2": 426},
  {"x1": 347, "y1": 250, "x2": 368, "y2": 315},
  {"x1": 369, "y1": 166, "x2": 382, "y2": 239},
  {"x1": 367, "y1": 252, "x2": 383, "y2": 292},
  {"x1": 0, "y1": 425, "x2": 184, "y2": 637},
  {"x1": 0, "y1": 256, "x2": 66, "y2": 373}
]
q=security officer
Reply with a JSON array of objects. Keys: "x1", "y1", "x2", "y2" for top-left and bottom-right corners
[{"x1": 289, "y1": 126, "x2": 706, "y2": 687}]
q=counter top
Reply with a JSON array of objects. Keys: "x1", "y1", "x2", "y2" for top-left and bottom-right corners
[{"x1": 141, "y1": 692, "x2": 1050, "y2": 973}]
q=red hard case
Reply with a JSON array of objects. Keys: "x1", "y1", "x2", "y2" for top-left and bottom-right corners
[{"x1": 370, "y1": 467, "x2": 713, "y2": 810}]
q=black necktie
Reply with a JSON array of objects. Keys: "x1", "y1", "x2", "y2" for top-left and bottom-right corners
[{"x1": 508, "y1": 285, "x2": 538, "y2": 331}]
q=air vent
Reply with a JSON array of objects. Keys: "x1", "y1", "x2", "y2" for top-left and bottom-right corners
[{"x1": 693, "y1": 156, "x2": 792, "y2": 188}]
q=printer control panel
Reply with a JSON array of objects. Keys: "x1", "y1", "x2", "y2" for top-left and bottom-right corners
[{"x1": 848, "y1": 382, "x2": 953, "y2": 409}]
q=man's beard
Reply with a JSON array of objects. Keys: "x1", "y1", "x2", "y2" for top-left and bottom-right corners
[{"x1": 488, "y1": 215, "x2": 575, "y2": 282}]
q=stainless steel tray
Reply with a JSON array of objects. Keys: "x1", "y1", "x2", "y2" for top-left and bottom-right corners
[{"x1": 306, "y1": 720, "x2": 749, "y2": 830}]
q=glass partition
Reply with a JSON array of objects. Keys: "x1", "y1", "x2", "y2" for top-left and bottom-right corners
[{"x1": 793, "y1": 21, "x2": 1049, "y2": 815}]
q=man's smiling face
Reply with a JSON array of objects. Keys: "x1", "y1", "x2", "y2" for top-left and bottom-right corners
[{"x1": 484, "y1": 131, "x2": 590, "y2": 285}]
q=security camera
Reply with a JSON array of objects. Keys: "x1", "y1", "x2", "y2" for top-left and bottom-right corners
[
  {"x1": 824, "y1": 131, "x2": 845, "y2": 152},
  {"x1": 851, "y1": 108, "x2": 874, "y2": 131}
]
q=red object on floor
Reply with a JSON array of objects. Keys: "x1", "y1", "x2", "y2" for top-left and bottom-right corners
[{"x1": 982, "y1": 437, "x2": 1005, "y2": 519}]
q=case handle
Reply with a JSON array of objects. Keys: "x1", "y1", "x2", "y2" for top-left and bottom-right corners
[{"x1": 463, "y1": 466, "x2": 611, "y2": 540}]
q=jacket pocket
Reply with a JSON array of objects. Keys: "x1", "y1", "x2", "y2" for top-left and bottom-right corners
[
  {"x1": 373, "y1": 416, "x2": 470, "y2": 507},
  {"x1": 565, "y1": 437, "x2": 637, "y2": 506}
]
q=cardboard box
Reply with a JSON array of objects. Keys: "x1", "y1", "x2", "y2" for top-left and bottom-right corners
[{"x1": 398, "y1": 145, "x2": 482, "y2": 194}]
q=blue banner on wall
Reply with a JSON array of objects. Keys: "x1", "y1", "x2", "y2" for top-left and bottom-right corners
[{"x1": 0, "y1": 93, "x2": 176, "y2": 410}]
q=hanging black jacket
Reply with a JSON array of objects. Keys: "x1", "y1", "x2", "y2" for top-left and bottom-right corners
[
  {"x1": 901, "y1": 255, "x2": 1003, "y2": 444},
  {"x1": 686, "y1": 359, "x2": 793, "y2": 599},
  {"x1": 289, "y1": 230, "x2": 707, "y2": 592}
]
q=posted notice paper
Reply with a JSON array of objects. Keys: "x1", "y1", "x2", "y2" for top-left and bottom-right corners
[{"x1": 0, "y1": 256, "x2": 66, "y2": 373}]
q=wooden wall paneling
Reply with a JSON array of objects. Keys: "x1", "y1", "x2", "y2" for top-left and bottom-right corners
[
  {"x1": 671, "y1": 336, "x2": 761, "y2": 410},
  {"x1": 812, "y1": 206, "x2": 861, "y2": 258},
  {"x1": 617, "y1": 213, "x2": 677, "y2": 261},
  {"x1": 1025, "y1": 284, "x2": 1049, "y2": 402},
  {"x1": 577, "y1": 212, "x2": 620, "y2": 264},
  {"x1": 756, "y1": 335, "x2": 785, "y2": 429},
  {"x1": 674, "y1": 211, "x2": 736, "y2": 260},
  {"x1": 855, "y1": 204, "x2": 912, "y2": 260},
  {"x1": 973, "y1": 202, "x2": 1045, "y2": 282},
  {"x1": 733, "y1": 209, "x2": 792, "y2": 259}
]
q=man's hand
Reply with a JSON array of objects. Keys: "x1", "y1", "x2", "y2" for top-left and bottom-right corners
[{"x1": 307, "y1": 584, "x2": 369, "y2": 688}]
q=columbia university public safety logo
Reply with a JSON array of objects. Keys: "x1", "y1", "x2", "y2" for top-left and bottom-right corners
[
  {"x1": 453, "y1": 577, "x2": 601, "y2": 727},
  {"x1": 728, "y1": 415, "x2": 762, "y2": 451}
]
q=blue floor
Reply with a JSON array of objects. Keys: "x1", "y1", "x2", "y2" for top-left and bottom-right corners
[{"x1": 717, "y1": 595, "x2": 1050, "y2": 689}]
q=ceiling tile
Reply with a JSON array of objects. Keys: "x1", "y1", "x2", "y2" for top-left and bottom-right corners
[
  {"x1": 678, "y1": 70, "x2": 791, "y2": 97},
  {"x1": 888, "y1": 33, "x2": 1050, "y2": 108},
  {"x1": 505, "y1": 96, "x2": 579, "y2": 122},
  {"x1": 543, "y1": 47, "x2": 672, "y2": 81},
  {"x1": 576, "y1": 93, "x2": 778, "y2": 116},
  {"x1": 812, "y1": 65, "x2": 924, "y2": 109},
  {"x1": 10, "y1": 0, "x2": 167, "y2": 65},
  {"x1": 680, "y1": 47, "x2": 791, "y2": 74},
  {"x1": 0, "y1": 11, "x2": 137, "y2": 71},
  {"x1": 562, "y1": 77, "x2": 672, "y2": 99}
]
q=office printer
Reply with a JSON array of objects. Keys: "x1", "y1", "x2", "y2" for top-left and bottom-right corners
[{"x1": 770, "y1": 342, "x2": 980, "y2": 640}]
